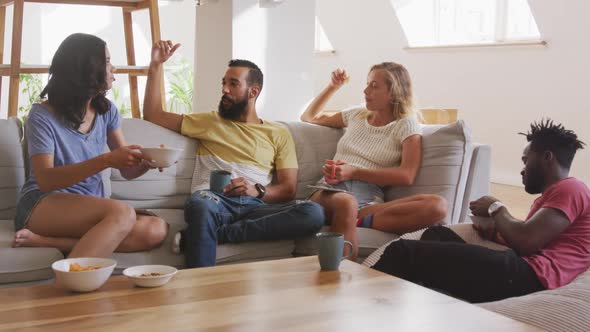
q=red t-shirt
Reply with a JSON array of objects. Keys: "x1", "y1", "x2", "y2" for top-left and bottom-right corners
[{"x1": 522, "y1": 177, "x2": 590, "y2": 289}]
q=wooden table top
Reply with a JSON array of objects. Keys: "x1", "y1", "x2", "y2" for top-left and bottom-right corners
[{"x1": 0, "y1": 257, "x2": 539, "y2": 331}]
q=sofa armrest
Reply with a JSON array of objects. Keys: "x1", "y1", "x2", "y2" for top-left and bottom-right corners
[{"x1": 458, "y1": 143, "x2": 491, "y2": 224}]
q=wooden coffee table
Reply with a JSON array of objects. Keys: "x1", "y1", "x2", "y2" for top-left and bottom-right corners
[{"x1": 0, "y1": 257, "x2": 539, "y2": 331}]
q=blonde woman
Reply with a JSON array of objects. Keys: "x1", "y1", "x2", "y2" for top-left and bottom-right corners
[{"x1": 301, "y1": 63, "x2": 447, "y2": 260}]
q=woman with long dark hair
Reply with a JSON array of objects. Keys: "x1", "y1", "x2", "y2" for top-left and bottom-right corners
[{"x1": 11, "y1": 33, "x2": 168, "y2": 257}]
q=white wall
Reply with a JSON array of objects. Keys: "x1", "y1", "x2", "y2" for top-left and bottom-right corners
[
  {"x1": 195, "y1": 0, "x2": 315, "y2": 121},
  {"x1": 314, "y1": 0, "x2": 590, "y2": 186},
  {"x1": 194, "y1": 0, "x2": 233, "y2": 114},
  {"x1": 0, "y1": 1, "x2": 195, "y2": 118}
]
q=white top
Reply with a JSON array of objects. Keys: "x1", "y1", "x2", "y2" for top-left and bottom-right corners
[{"x1": 332, "y1": 106, "x2": 422, "y2": 170}]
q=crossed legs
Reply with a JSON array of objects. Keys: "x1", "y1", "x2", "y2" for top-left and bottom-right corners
[
  {"x1": 310, "y1": 192, "x2": 447, "y2": 261},
  {"x1": 358, "y1": 194, "x2": 447, "y2": 233},
  {"x1": 11, "y1": 193, "x2": 168, "y2": 257}
]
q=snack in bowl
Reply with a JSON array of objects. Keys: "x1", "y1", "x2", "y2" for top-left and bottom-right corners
[
  {"x1": 139, "y1": 147, "x2": 183, "y2": 168},
  {"x1": 51, "y1": 258, "x2": 116, "y2": 292},
  {"x1": 69, "y1": 263, "x2": 100, "y2": 272},
  {"x1": 138, "y1": 272, "x2": 163, "y2": 277},
  {"x1": 123, "y1": 265, "x2": 177, "y2": 288}
]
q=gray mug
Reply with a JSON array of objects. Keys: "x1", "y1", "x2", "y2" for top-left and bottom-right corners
[
  {"x1": 316, "y1": 232, "x2": 353, "y2": 271},
  {"x1": 210, "y1": 170, "x2": 232, "y2": 193}
]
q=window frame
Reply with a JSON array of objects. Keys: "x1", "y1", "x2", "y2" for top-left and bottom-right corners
[{"x1": 395, "y1": 0, "x2": 546, "y2": 49}]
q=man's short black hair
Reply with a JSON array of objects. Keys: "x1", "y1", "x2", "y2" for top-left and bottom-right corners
[
  {"x1": 519, "y1": 119, "x2": 585, "y2": 169},
  {"x1": 228, "y1": 59, "x2": 263, "y2": 92}
]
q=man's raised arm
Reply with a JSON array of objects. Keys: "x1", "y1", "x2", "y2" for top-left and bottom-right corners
[{"x1": 143, "y1": 40, "x2": 183, "y2": 133}]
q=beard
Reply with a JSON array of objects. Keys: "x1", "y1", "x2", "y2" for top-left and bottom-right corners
[
  {"x1": 523, "y1": 167, "x2": 545, "y2": 194},
  {"x1": 218, "y1": 94, "x2": 249, "y2": 120}
]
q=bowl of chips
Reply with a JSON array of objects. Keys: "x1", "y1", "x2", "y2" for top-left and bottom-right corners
[
  {"x1": 123, "y1": 265, "x2": 178, "y2": 288},
  {"x1": 51, "y1": 257, "x2": 117, "y2": 292}
]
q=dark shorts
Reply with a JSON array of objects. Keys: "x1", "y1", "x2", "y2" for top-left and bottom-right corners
[{"x1": 14, "y1": 190, "x2": 53, "y2": 231}]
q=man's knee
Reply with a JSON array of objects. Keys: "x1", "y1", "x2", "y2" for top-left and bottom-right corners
[
  {"x1": 372, "y1": 239, "x2": 414, "y2": 275},
  {"x1": 294, "y1": 201, "x2": 325, "y2": 230},
  {"x1": 184, "y1": 191, "x2": 221, "y2": 224}
]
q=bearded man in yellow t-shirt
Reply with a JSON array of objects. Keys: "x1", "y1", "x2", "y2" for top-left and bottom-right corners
[{"x1": 142, "y1": 41, "x2": 324, "y2": 268}]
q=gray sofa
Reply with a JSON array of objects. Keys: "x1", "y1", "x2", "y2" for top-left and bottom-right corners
[{"x1": 0, "y1": 117, "x2": 490, "y2": 285}]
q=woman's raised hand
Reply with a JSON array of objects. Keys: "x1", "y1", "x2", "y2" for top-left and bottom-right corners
[
  {"x1": 330, "y1": 68, "x2": 349, "y2": 89},
  {"x1": 106, "y1": 145, "x2": 143, "y2": 169}
]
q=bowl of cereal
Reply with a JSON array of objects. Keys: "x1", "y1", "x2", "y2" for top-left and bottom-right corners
[
  {"x1": 51, "y1": 257, "x2": 117, "y2": 292},
  {"x1": 123, "y1": 265, "x2": 178, "y2": 288}
]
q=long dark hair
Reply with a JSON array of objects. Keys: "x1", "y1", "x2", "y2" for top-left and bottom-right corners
[{"x1": 40, "y1": 33, "x2": 110, "y2": 130}]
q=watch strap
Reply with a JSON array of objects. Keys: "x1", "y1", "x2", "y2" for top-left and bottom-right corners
[
  {"x1": 255, "y1": 183, "x2": 266, "y2": 199},
  {"x1": 488, "y1": 201, "x2": 505, "y2": 217}
]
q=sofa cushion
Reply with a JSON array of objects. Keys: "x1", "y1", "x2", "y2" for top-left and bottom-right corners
[
  {"x1": 0, "y1": 222, "x2": 64, "y2": 284},
  {"x1": 0, "y1": 119, "x2": 26, "y2": 221},
  {"x1": 479, "y1": 267, "x2": 590, "y2": 332},
  {"x1": 109, "y1": 119, "x2": 197, "y2": 209},
  {"x1": 384, "y1": 120, "x2": 473, "y2": 224},
  {"x1": 280, "y1": 121, "x2": 344, "y2": 199}
]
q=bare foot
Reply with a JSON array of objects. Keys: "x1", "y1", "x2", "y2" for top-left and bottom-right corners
[{"x1": 12, "y1": 229, "x2": 45, "y2": 248}]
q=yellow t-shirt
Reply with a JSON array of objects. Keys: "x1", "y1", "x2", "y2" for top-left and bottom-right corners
[{"x1": 181, "y1": 111, "x2": 298, "y2": 192}]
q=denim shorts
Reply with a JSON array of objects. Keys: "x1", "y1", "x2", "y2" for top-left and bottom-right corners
[
  {"x1": 308, "y1": 179, "x2": 384, "y2": 210},
  {"x1": 14, "y1": 190, "x2": 53, "y2": 231}
]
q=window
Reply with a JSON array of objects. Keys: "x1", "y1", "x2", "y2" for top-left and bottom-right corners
[
  {"x1": 315, "y1": 16, "x2": 335, "y2": 54},
  {"x1": 391, "y1": 0, "x2": 542, "y2": 48}
]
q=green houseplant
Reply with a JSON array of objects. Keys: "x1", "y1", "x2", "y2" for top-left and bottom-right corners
[{"x1": 18, "y1": 73, "x2": 44, "y2": 122}]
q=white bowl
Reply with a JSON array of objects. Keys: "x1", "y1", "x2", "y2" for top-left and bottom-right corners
[
  {"x1": 122, "y1": 265, "x2": 178, "y2": 288},
  {"x1": 139, "y1": 147, "x2": 183, "y2": 168},
  {"x1": 51, "y1": 257, "x2": 117, "y2": 292}
]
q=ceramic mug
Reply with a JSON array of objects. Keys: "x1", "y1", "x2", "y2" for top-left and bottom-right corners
[
  {"x1": 209, "y1": 170, "x2": 232, "y2": 193},
  {"x1": 316, "y1": 232, "x2": 353, "y2": 271}
]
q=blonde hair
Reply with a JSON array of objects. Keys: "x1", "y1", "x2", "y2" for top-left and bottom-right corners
[{"x1": 360, "y1": 62, "x2": 417, "y2": 120}]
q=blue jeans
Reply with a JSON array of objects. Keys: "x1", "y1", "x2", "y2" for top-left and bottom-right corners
[{"x1": 183, "y1": 190, "x2": 325, "y2": 268}]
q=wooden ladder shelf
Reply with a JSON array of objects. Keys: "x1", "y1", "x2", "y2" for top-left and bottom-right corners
[{"x1": 0, "y1": 0, "x2": 163, "y2": 118}]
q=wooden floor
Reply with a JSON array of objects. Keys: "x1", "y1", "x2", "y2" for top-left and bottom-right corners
[{"x1": 490, "y1": 183, "x2": 539, "y2": 220}]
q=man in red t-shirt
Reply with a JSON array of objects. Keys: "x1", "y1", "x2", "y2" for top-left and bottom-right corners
[{"x1": 372, "y1": 119, "x2": 590, "y2": 303}]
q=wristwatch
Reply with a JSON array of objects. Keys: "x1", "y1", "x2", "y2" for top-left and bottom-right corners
[
  {"x1": 254, "y1": 183, "x2": 266, "y2": 199},
  {"x1": 488, "y1": 201, "x2": 505, "y2": 217}
]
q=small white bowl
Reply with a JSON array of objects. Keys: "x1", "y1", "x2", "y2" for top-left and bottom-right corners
[
  {"x1": 122, "y1": 265, "x2": 178, "y2": 288},
  {"x1": 139, "y1": 147, "x2": 183, "y2": 168},
  {"x1": 51, "y1": 257, "x2": 117, "y2": 293}
]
